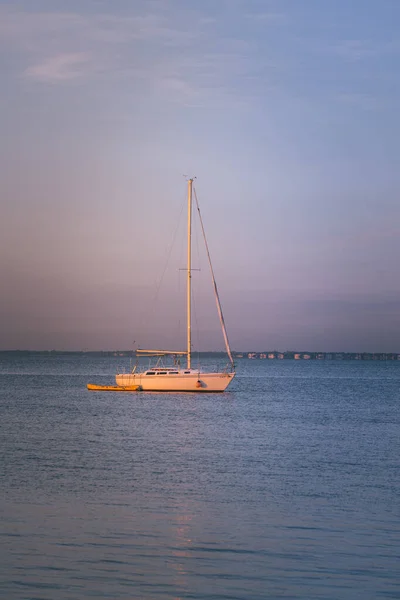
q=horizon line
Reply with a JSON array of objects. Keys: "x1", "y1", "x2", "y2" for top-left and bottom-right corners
[{"x1": 1, "y1": 349, "x2": 399, "y2": 356}]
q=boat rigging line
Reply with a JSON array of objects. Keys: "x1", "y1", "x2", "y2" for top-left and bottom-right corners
[{"x1": 193, "y1": 185, "x2": 235, "y2": 371}]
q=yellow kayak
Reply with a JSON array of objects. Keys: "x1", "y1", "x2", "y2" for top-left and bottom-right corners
[{"x1": 87, "y1": 384, "x2": 141, "y2": 392}]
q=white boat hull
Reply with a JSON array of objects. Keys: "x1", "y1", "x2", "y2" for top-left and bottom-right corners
[{"x1": 115, "y1": 371, "x2": 235, "y2": 392}]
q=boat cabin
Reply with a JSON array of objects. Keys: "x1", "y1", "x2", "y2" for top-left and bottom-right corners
[{"x1": 144, "y1": 368, "x2": 194, "y2": 376}]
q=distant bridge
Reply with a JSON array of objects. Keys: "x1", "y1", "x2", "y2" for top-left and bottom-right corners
[{"x1": 235, "y1": 352, "x2": 400, "y2": 361}]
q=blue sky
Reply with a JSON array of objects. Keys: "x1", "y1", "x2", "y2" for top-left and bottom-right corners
[{"x1": 1, "y1": 0, "x2": 400, "y2": 351}]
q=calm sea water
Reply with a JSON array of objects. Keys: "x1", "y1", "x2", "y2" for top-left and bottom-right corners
[{"x1": 0, "y1": 354, "x2": 399, "y2": 599}]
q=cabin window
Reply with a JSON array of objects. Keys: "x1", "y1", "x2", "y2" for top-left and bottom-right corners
[
  {"x1": 146, "y1": 372, "x2": 155, "y2": 376},
  {"x1": 184, "y1": 371, "x2": 190, "y2": 374},
  {"x1": 157, "y1": 372, "x2": 167, "y2": 375},
  {"x1": 169, "y1": 371, "x2": 179, "y2": 374}
]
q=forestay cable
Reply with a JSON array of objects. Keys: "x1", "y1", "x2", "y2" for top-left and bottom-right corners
[{"x1": 193, "y1": 186, "x2": 235, "y2": 370}]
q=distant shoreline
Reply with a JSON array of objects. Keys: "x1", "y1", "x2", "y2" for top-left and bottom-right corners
[{"x1": 0, "y1": 350, "x2": 399, "y2": 361}]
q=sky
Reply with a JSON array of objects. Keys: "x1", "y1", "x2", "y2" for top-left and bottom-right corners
[{"x1": 1, "y1": 0, "x2": 400, "y2": 352}]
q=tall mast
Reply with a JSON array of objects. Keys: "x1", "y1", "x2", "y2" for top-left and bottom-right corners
[{"x1": 187, "y1": 178, "x2": 193, "y2": 369}]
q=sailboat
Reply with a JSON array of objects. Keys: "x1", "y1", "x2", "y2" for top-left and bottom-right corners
[{"x1": 89, "y1": 179, "x2": 235, "y2": 392}]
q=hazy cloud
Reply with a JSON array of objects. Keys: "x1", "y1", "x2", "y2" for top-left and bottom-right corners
[
  {"x1": 0, "y1": 4, "x2": 277, "y2": 106},
  {"x1": 244, "y1": 11, "x2": 285, "y2": 22},
  {"x1": 337, "y1": 92, "x2": 380, "y2": 111},
  {"x1": 24, "y1": 52, "x2": 91, "y2": 83},
  {"x1": 332, "y1": 39, "x2": 379, "y2": 62},
  {"x1": 331, "y1": 38, "x2": 400, "y2": 62}
]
